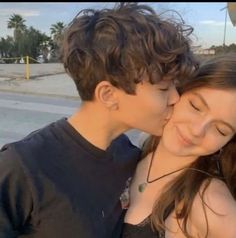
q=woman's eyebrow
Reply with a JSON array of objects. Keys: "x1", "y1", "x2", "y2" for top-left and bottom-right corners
[
  {"x1": 192, "y1": 92, "x2": 235, "y2": 133},
  {"x1": 192, "y1": 92, "x2": 209, "y2": 110}
]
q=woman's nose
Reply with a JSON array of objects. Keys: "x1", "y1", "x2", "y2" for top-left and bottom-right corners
[{"x1": 189, "y1": 120, "x2": 207, "y2": 138}]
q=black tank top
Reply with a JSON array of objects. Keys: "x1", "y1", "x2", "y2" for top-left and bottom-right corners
[{"x1": 121, "y1": 216, "x2": 164, "y2": 238}]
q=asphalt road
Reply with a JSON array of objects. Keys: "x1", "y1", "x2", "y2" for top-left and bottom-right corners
[{"x1": 0, "y1": 91, "x2": 141, "y2": 148}]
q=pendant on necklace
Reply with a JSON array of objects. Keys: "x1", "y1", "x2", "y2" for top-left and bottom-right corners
[{"x1": 138, "y1": 182, "x2": 147, "y2": 193}]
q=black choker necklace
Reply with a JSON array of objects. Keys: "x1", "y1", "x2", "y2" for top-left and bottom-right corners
[{"x1": 138, "y1": 149, "x2": 186, "y2": 193}]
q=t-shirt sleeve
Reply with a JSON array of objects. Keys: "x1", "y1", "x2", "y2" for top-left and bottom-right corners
[{"x1": 0, "y1": 145, "x2": 33, "y2": 237}]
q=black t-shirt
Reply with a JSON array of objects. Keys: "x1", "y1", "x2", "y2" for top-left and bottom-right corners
[{"x1": 0, "y1": 118, "x2": 141, "y2": 238}]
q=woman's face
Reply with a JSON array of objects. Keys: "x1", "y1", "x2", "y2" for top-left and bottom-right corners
[{"x1": 161, "y1": 87, "x2": 236, "y2": 157}]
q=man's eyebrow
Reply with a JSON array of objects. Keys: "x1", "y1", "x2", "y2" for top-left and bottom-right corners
[{"x1": 192, "y1": 92, "x2": 235, "y2": 133}]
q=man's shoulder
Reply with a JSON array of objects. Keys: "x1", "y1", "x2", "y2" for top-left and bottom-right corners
[
  {"x1": 0, "y1": 131, "x2": 44, "y2": 177},
  {"x1": 110, "y1": 133, "x2": 141, "y2": 152},
  {"x1": 109, "y1": 134, "x2": 141, "y2": 164},
  {"x1": 112, "y1": 133, "x2": 132, "y2": 144},
  {"x1": 0, "y1": 142, "x2": 21, "y2": 169},
  {"x1": 1, "y1": 118, "x2": 65, "y2": 150},
  {"x1": 0, "y1": 140, "x2": 31, "y2": 186},
  {"x1": 0, "y1": 119, "x2": 64, "y2": 166},
  {"x1": 1, "y1": 129, "x2": 46, "y2": 156}
]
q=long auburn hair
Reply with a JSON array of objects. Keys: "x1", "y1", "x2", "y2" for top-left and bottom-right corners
[{"x1": 142, "y1": 53, "x2": 236, "y2": 237}]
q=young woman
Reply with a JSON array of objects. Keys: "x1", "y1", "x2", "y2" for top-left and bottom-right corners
[{"x1": 122, "y1": 53, "x2": 236, "y2": 238}]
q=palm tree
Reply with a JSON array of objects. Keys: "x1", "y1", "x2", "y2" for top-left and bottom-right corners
[
  {"x1": 39, "y1": 35, "x2": 52, "y2": 63},
  {"x1": 50, "y1": 21, "x2": 65, "y2": 45},
  {"x1": 0, "y1": 36, "x2": 15, "y2": 61},
  {"x1": 7, "y1": 14, "x2": 26, "y2": 57},
  {"x1": 7, "y1": 14, "x2": 26, "y2": 42},
  {"x1": 50, "y1": 22, "x2": 65, "y2": 60}
]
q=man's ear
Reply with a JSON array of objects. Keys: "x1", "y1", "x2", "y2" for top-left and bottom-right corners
[{"x1": 94, "y1": 81, "x2": 119, "y2": 110}]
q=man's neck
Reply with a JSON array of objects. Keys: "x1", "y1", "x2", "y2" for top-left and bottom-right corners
[{"x1": 67, "y1": 103, "x2": 128, "y2": 150}]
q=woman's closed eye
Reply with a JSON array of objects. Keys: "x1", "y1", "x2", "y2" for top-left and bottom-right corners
[
  {"x1": 215, "y1": 125, "x2": 232, "y2": 137},
  {"x1": 216, "y1": 127, "x2": 227, "y2": 136},
  {"x1": 189, "y1": 100, "x2": 201, "y2": 111},
  {"x1": 159, "y1": 87, "x2": 169, "y2": 91}
]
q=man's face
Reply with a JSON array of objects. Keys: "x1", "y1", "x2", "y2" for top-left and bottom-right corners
[{"x1": 115, "y1": 78, "x2": 179, "y2": 136}]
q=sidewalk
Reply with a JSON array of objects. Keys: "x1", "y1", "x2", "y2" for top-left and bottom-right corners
[{"x1": 0, "y1": 73, "x2": 79, "y2": 99}]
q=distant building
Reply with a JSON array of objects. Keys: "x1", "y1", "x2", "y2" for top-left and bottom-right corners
[{"x1": 192, "y1": 45, "x2": 216, "y2": 55}]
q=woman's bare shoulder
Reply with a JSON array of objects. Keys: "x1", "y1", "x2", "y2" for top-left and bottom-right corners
[{"x1": 190, "y1": 178, "x2": 236, "y2": 238}]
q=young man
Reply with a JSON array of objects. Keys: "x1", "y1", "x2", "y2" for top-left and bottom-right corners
[{"x1": 0, "y1": 3, "x2": 197, "y2": 238}]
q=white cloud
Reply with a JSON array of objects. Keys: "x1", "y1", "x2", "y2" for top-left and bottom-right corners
[
  {"x1": 0, "y1": 8, "x2": 40, "y2": 17},
  {"x1": 199, "y1": 20, "x2": 232, "y2": 26},
  {"x1": 199, "y1": 20, "x2": 215, "y2": 24}
]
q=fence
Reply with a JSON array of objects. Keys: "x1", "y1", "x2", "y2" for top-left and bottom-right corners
[
  {"x1": 0, "y1": 56, "x2": 40, "y2": 80},
  {"x1": 0, "y1": 56, "x2": 65, "y2": 80}
]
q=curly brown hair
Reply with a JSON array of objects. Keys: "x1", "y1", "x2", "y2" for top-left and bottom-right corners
[{"x1": 61, "y1": 2, "x2": 198, "y2": 101}]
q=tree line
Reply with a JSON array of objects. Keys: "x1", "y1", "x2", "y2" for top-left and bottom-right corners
[
  {"x1": 0, "y1": 14, "x2": 236, "y2": 64},
  {"x1": 0, "y1": 14, "x2": 65, "y2": 63},
  {"x1": 209, "y1": 44, "x2": 236, "y2": 54}
]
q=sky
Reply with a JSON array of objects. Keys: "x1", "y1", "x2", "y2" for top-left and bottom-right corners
[{"x1": 0, "y1": 2, "x2": 236, "y2": 49}]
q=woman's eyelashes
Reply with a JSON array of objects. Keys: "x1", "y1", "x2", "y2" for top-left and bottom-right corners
[
  {"x1": 189, "y1": 100, "x2": 228, "y2": 137},
  {"x1": 159, "y1": 87, "x2": 169, "y2": 91},
  {"x1": 189, "y1": 100, "x2": 200, "y2": 111},
  {"x1": 216, "y1": 127, "x2": 227, "y2": 136}
]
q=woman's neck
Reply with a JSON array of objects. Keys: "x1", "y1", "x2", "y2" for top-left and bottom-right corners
[{"x1": 149, "y1": 139, "x2": 198, "y2": 179}]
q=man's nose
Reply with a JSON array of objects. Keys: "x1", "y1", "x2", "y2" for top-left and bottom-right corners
[{"x1": 168, "y1": 85, "x2": 180, "y2": 106}]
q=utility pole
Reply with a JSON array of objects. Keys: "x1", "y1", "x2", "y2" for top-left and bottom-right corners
[{"x1": 220, "y1": 4, "x2": 228, "y2": 50}]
